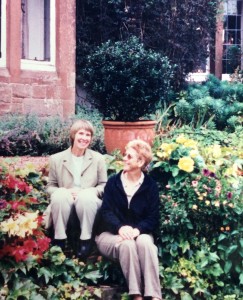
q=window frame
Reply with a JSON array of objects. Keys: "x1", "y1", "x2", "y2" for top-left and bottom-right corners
[
  {"x1": 222, "y1": 0, "x2": 242, "y2": 75},
  {"x1": 21, "y1": 0, "x2": 56, "y2": 72},
  {"x1": 0, "y1": 0, "x2": 7, "y2": 68}
]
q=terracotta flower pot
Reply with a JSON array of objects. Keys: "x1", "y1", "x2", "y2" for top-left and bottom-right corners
[{"x1": 102, "y1": 120, "x2": 157, "y2": 154}]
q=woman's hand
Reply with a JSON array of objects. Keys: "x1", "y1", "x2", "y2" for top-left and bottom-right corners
[
  {"x1": 68, "y1": 188, "x2": 81, "y2": 200},
  {"x1": 118, "y1": 226, "x2": 140, "y2": 240},
  {"x1": 118, "y1": 225, "x2": 134, "y2": 240},
  {"x1": 132, "y1": 228, "x2": 140, "y2": 238}
]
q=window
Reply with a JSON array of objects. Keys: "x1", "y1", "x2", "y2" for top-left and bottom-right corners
[
  {"x1": 0, "y1": 0, "x2": 6, "y2": 67},
  {"x1": 21, "y1": 0, "x2": 56, "y2": 71},
  {"x1": 223, "y1": 0, "x2": 242, "y2": 74}
]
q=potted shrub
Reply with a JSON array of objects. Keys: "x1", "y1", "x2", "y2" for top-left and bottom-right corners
[{"x1": 82, "y1": 37, "x2": 174, "y2": 153}]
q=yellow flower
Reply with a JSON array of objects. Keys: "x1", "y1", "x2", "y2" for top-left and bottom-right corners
[
  {"x1": 214, "y1": 201, "x2": 220, "y2": 207},
  {"x1": 1, "y1": 211, "x2": 39, "y2": 238},
  {"x1": 190, "y1": 149, "x2": 198, "y2": 158},
  {"x1": 156, "y1": 151, "x2": 169, "y2": 159},
  {"x1": 17, "y1": 212, "x2": 38, "y2": 237},
  {"x1": 183, "y1": 139, "x2": 198, "y2": 149},
  {"x1": 17, "y1": 163, "x2": 37, "y2": 177},
  {"x1": 215, "y1": 159, "x2": 224, "y2": 166},
  {"x1": 178, "y1": 157, "x2": 194, "y2": 172},
  {"x1": 161, "y1": 143, "x2": 177, "y2": 153},
  {"x1": 59, "y1": 253, "x2": 66, "y2": 263},
  {"x1": 1, "y1": 217, "x2": 19, "y2": 237},
  {"x1": 212, "y1": 144, "x2": 222, "y2": 158},
  {"x1": 158, "y1": 143, "x2": 178, "y2": 160},
  {"x1": 205, "y1": 200, "x2": 210, "y2": 206},
  {"x1": 176, "y1": 135, "x2": 187, "y2": 144},
  {"x1": 192, "y1": 205, "x2": 198, "y2": 210}
]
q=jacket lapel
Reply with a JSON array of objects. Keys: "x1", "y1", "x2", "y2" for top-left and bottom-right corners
[
  {"x1": 62, "y1": 148, "x2": 75, "y2": 176},
  {"x1": 81, "y1": 149, "x2": 92, "y2": 175}
]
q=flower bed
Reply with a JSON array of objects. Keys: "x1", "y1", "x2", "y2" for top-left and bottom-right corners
[
  {"x1": 0, "y1": 135, "x2": 242, "y2": 299},
  {"x1": 0, "y1": 156, "x2": 49, "y2": 175}
]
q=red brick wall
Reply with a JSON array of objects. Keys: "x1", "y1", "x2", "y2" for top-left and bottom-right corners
[{"x1": 0, "y1": 0, "x2": 76, "y2": 118}]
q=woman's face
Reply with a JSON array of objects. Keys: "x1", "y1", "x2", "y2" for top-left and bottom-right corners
[
  {"x1": 123, "y1": 147, "x2": 143, "y2": 172},
  {"x1": 72, "y1": 129, "x2": 92, "y2": 153}
]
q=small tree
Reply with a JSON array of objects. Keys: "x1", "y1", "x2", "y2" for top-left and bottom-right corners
[{"x1": 82, "y1": 37, "x2": 174, "y2": 121}]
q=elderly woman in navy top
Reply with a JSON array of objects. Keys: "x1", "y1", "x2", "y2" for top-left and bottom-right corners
[{"x1": 95, "y1": 139, "x2": 162, "y2": 300}]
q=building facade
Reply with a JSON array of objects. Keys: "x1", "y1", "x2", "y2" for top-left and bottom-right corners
[
  {"x1": 0, "y1": 0, "x2": 76, "y2": 117},
  {"x1": 188, "y1": 0, "x2": 243, "y2": 82},
  {"x1": 0, "y1": 1, "x2": 242, "y2": 117}
]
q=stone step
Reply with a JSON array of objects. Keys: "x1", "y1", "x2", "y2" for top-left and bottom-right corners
[{"x1": 100, "y1": 286, "x2": 126, "y2": 300}]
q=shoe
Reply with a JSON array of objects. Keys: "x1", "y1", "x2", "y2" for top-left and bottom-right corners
[
  {"x1": 52, "y1": 239, "x2": 66, "y2": 251},
  {"x1": 77, "y1": 239, "x2": 93, "y2": 260}
]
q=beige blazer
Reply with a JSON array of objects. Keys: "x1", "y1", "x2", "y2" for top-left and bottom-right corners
[{"x1": 46, "y1": 147, "x2": 107, "y2": 198}]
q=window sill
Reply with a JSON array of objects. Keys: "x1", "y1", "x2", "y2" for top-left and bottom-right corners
[
  {"x1": 0, "y1": 67, "x2": 10, "y2": 77},
  {"x1": 21, "y1": 60, "x2": 56, "y2": 72}
]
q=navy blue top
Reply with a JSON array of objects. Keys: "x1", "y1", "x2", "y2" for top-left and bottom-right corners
[{"x1": 99, "y1": 171, "x2": 160, "y2": 235}]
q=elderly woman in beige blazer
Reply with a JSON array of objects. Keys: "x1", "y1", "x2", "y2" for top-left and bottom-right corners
[{"x1": 46, "y1": 119, "x2": 107, "y2": 259}]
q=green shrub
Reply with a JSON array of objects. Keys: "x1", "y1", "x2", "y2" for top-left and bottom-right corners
[
  {"x1": 0, "y1": 114, "x2": 70, "y2": 156},
  {"x1": 81, "y1": 36, "x2": 175, "y2": 121},
  {"x1": 154, "y1": 125, "x2": 243, "y2": 151},
  {"x1": 175, "y1": 76, "x2": 243, "y2": 130},
  {"x1": 150, "y1": 134, "x2": 243, "y2": 299},
  {"x1": 0, "y1": 108, "x2": 105, "y2": 156}
]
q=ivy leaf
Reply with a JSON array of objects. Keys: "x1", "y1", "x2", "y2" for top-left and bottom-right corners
[
  {"x1": 84, "y1": 270, "x2": 103, "y2": 284},
  {"x1": 224, "y1": 260, "x2": 232, "y2": 273},
  {"x1": 226, "y1": 245, "x2": 238, "y2": 257},
  {"x1": 218, "y1": 233, "x2": 226, "y2": 242},
  {"x1": 208, "y1": 252, "x2": 219, "y2": 262},
  {"x1": 38, "y1": 267, "x2": 54, "y2": 284},
  {"x1": 208, "y1": 263, "x2": 224, "y2": 276},
  {"x1": 240, "y1": 273, "x2": 243, "y2": 285},
  {"x1": 179, "y1": 240, "x2": 190, "y2": 253},
  {"x1": 180, "y1": 291, "x2": 193, "y2": 300},
  {"x1": 171, "y1": 166, "x2": 179, "y2": 177}
]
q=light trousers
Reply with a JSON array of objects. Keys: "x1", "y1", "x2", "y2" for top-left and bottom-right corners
[
  {"x1": 95, "y1": 232, "x2": 162, "y2": 299},
  {"x1": 50, "y1": 188, "x2": 102, "y2": 240}
]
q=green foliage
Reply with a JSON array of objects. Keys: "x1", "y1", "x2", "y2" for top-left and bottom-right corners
[
  {"x1": 76, "y1": 0, "x2": 219, "y2": 88},
  {"x1": 151, "y1": 134, "x2": 243, "y2": 299},
  {"x1": 0, "y1": 160, "x2": 108, "y2": 299},
  {"x1": 81, "y1": 36, "x2": 174, "y2": 121},
  {"x1": 0, "y1": 114, "x2": 70, "y2": 156},
  {"x1": 155, "y1": 125, "x2": 243, "y2": 150},
  {"x1": 0, "y1": 246, "x2": 103, "y2": 299},
  {"x1": 0, "y1": 108, "x2": 105, "y2": 156},
  {"x1": 1, "y1": 125, "x2": 242, "y2": 299},
  {"x1": 175, "y1": 76, "x2": 243, "y2": 130}
]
